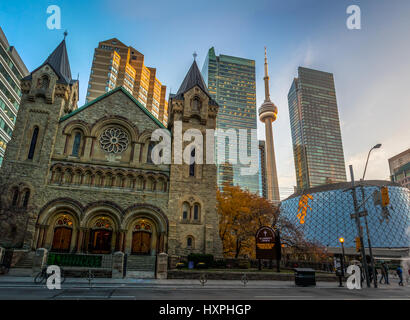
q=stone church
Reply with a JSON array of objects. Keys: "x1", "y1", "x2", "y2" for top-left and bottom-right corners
[{"x1": 0, "y1": 38, "x2": 222, "y2": 274}]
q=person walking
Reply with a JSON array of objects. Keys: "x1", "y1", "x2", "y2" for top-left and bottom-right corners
[
  {"x1": 382, "y1": 262, "x2": 390, "y2": 284},
  {"x1": 380, "y1": 262, "x2": 387, "y2": 284},
  {"x1": 396, "y1": 266, "x2": 404, "y2": 286}
]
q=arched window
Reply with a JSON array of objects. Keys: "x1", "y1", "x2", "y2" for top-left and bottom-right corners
[
  {"x1": 182, "y1": 202, "x2": 190, "y2": 221},
  {"x1": 28, "y1": 127, "x2": 39, "y2": 160},
  {"x1": 22, "y1": 190, "x2": 30, "y2": 208},
  {"x1": 147, "y1": 142, "x2": 155, "y2": 164},
  {"x1": 189, "y1": 148, "x2": 195, "y2": 177},
  {"x1": 187, "y1": 236, "x2": 194, "y2": 248},
  {"x1": 192, "y1": 97, "x2": 201, "y2": 113},
  {"x1": 193, "y1": 204, "x2": 200, "y2": 221},
  {"x1": 11, "y1": 188, "x2": 19, "y2": 206},
  {"x1": 41, "y1": 75, "x2": 49, "y2": 89},
  {"x1": 71, "y1": 132, "x2": 81, "y2": 156}
]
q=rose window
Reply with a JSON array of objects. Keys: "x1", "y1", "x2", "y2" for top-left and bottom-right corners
[{"x1": 99, "y1": 127, "x2": 129, "y2": 154}]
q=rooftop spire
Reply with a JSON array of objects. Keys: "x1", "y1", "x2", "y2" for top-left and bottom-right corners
[
  {"x1": 176, "y1": 60, "x2": 209, "y2": 97},
  {"x1": 264, "y1": 46, "x2": 270, "y2": 102},
  {"x1": 41, "y1": 38, "x2": 72, "y2": 84}
]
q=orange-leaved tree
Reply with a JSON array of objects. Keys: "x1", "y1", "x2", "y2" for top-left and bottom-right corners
[{"x1": 217, "y1": 184, "x2": 279, "y2": 258}]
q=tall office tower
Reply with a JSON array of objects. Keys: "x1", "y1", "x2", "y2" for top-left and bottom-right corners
[
  {"x1": 258, "y1": 48, "x2": 280, "y2": 203},
  {"x1": 288, "y1": 67, "x2": 347, "y2": 190},
  {"x1": 0, "y1": 27, "x2": 28, "y2": 166},
  {"x1": 258, "y1": 140, "x2": 267, "y2": 199},
  {"x1": 202, "y1": 47, "x2": 259, "y2": 195},
  {"x1": 86, "y1": 38, "x2": 168, "y2": 125},
  {"x1": 389, "y1": 148, "x2": 410, "y2": 189}
]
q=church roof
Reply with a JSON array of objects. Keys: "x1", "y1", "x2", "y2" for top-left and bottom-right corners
[
  {"x1": 23, "y1": 39, "x2": 74, "y2": 84},
  {"x1": 60, "y1": 86, "x2": 167, "y2": 129},
  {"x1": 174, "y1": 60, "x2": 219, "y2": 106}
]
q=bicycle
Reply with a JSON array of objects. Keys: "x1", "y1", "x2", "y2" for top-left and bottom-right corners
[
  {"x1": 0, "y1": 263, "x2": 9, "y2": 275},
  {"x1": 34, "y1": 266, "x2": 66, "y2": 284}
]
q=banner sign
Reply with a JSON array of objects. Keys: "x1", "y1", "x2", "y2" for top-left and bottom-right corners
[{"x1": 255, "y1": 226, "x2": 280, "y2": 260}]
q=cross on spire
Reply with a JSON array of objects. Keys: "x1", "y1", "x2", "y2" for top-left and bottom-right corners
[
  {"x1": 63, "y1": 30, "x2": 68, "y2": 40},
  {"x1": 193, "y1": 51, "x2": 197, "y2": 60}
]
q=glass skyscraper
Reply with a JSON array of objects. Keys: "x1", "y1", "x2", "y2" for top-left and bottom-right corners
[
  {"x1": 202, "y1": 47, "x2": 259, "y2": 194},
  {"x1": 288, "y1": 67, "x2": 346, "y2": 190},
  {"x1": 0, "y1": 27, "x2": 28, "y2": 167}
]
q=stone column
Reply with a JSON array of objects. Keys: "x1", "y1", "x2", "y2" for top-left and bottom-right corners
[
  {"x1": 0, "y1": 247, "x2": 4, "y2": 265},
  {"x1": 132, "y1": 143, "x2": 142, "y2": 165},
  {"x1": 117, "y1": 231, "x2": 125, "y2": 252},
  {"x1": 156, "y1": 252, "x2": 168, "y2": 279},
  {"x1": 121, "y1": 230, "x2": 127, "y2": 253},
  {"x1": 82, "y1": 136, "x2": 93, "y2": 161},
  {"x1": 39, "y1": 225, "x2": 49, "y2": 249},
  {"x1": 36, "y1": 226, "x2": 45, "y2": 249},
  {"x1": 112, "y1": 251, "x2": 124, "y2": 279},
  {"x1": 76, "y1": 228, "x2": 85, "y2": 253}
]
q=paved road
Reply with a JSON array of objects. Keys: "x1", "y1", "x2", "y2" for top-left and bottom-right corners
[{"x1": 0, "y1": 277, "x2": 408, "y2": 300}]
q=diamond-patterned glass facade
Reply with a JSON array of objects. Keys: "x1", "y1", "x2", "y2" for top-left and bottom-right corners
[{"x1": 280, "y1": 182, "x2": 410, "y2": 248}]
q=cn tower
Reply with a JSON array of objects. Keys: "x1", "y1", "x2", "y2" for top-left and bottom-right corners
[{"x1": 258, "y1": 47, "x2": 280, "y2": 203}]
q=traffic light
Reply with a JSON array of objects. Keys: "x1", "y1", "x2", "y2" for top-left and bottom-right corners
[
  {"x1": 381, "y1": 186, "x2": 390, "y2": 207},
  {"x1": 355, "y1": 237, "x2": 361, "y2": 252}
]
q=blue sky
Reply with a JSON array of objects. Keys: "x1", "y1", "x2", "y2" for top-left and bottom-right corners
[{"x1": 1, "y1": 0, "x2": 410, "y2": 198}]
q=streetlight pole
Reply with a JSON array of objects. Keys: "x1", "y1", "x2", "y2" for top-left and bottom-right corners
[
  {"x1": 360, "y1": 143, "x2": 381, "y2": 289},
  {"x1": 349, "y1": 165, "x2": 371, "y2": 288},
  {"x1": 339, "y1": 237, "x2": 346, "y2": 287}
]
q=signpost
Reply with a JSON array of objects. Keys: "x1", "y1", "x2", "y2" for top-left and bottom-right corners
[{"x1": 255, "y1": 226, "x2": 281, "y2": 272}]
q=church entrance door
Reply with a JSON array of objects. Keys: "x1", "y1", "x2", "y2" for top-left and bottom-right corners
[
  {"x1": 90, "y1": 229, "x2": 112, "y2": 254},
  {"x1": 131, "y1": 231, "x2": 151, "y2": 255},
  {"x1": 51, "y1": 227, "x2": 72, "y2": 252}
]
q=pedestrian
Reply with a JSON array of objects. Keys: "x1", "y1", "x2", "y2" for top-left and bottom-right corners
[
  {"x1": 396, "y1": 266, "x2": 403, "y2": 286},
  {"x1": 382, "y1": 262, "x2": 390, "y2": 284},
  {"x1": 380, "y1": 263, "x2": 387, "y2": 284}
]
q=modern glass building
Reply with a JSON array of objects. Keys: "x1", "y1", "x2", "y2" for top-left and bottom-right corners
[
  {"x1": 202, "y1": 47, "x2": 259, "y2": 194},
  {"x1": 280, "y1": 181, "x2": 410, "y2": 248},
  {"x1": 0, "y1": 27, "x2": 28, "y2": 166},
  {"x1": 288, "y1": 67, "x2": 346, "y2": 190},
  {"x1": 258, "y1": 140, "x2": 267, "y2": 199}
]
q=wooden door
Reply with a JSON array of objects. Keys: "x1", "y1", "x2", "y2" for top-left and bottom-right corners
[
  {"x1": 51, "y1": 227, "x2": 72, "y2": 252},
  {"x1": 131, "y1": 231, "x2": 151, "y2": 254},
  {"x1": 91, "y1": 230, "x2": 112, "y2": 254}
]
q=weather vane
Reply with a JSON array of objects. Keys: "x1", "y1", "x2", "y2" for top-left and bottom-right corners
[
  {"x1": 63, "y1": 30, "x2": 68, "y2": 40},
  {"x1": 193, "y1": 51, "x2": 197, "y2": 60}
]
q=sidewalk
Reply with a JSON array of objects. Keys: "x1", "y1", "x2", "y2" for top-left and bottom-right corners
[{"x1": 0, "y1": 275, "x2": 406, "y2": 289}]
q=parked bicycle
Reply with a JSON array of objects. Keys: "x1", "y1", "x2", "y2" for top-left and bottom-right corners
[
  {"x1": 0, "y1": 263, "x2": 9, "y2": 275},
  {"x1": 34, "y1": 266, "x2": 66, "y2": 284}
]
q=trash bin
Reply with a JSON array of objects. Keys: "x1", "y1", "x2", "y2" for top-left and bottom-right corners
[{"x1": 294, "y1": 268, "x2": 316, "y2": 286}]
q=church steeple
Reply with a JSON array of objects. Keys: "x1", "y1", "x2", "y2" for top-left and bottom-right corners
[
  {"x1": 176, "y1": 60, "x2": 210, "y2": 98},
  {"x1": 21, "y1": 35, "x2": 78, "y2": 111}
]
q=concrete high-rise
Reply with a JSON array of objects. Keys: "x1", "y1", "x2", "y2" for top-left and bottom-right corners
[
  {"x1": 388, "y1": 148, "x2": 410, "y2": 189},
  {"x1": 86, "y1": 38, "x2": 168, "y2": 125},
  {"x1": 258, "y1": 48, "x2": 280, "y2": 203},
  {"x1": 288, "y1": 67, "x2": 347, "y2": 190},
  {"x1": 0, "y1": 26, "x2": 28, "y2": 166},
  {"x1": 202, "y1": 47, "x2": 259, "y2": 195}
]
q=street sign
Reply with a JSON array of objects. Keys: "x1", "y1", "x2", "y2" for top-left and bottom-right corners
[
  {"x1": 350, "y1": 210, "x2": 368, "y2": 219},
  {"x1": 372, "y1": 189, "x2": 382, "y2": 206},
  {"x1": 255, "y1": 226, "x2": 278, "y2": 260},
  {"x1": 355, "y1": 237, "x2": 361, "y2": 252},
  {"x1": 381, "y1": 186, "x2": 390, "y2": 207}
]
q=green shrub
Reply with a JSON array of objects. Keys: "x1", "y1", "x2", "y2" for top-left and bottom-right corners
[
  {"x1": 187, "y1": 253, "x2": 214, "y2": 267},
  {"x1": 196, "y1": 262, "x2": 207, "y2": 269}
]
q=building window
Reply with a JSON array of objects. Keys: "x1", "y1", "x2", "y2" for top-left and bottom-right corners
[
  {"x1": 187, "y1": 236, "x2": 194, "y2": 249},
  {"x1": 22, "y1": 190, "x2": 30, "y2": 208},
  {"x1": 11, "y1": 188, "x2": 19, "y2": 206},
  {"x1": 28, "y1": 127, "x2": 39, "y2": 160},
  {"x1": 182, "y1": 202, "x2": 189, "y2": 220},
  {"x1": 147, "y1": 142, "x2": 155, "y2": 164},
  {"x1": 71, "y1": 132, "x2": 81, "y2": 156},
  {"x1": 189, "y1": 148, "x2": 195, "y2": 177},
  {"x1": 193, "y1": 204, "x2": 200, "y2": 221},
  {"x1": 192, "y1": 97, "x2": 201, "y2": 113}
]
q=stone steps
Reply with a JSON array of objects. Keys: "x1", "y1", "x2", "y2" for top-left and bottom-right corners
[{"x1": 126, "y1": 255, "x2": 156, "y2": 272}]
